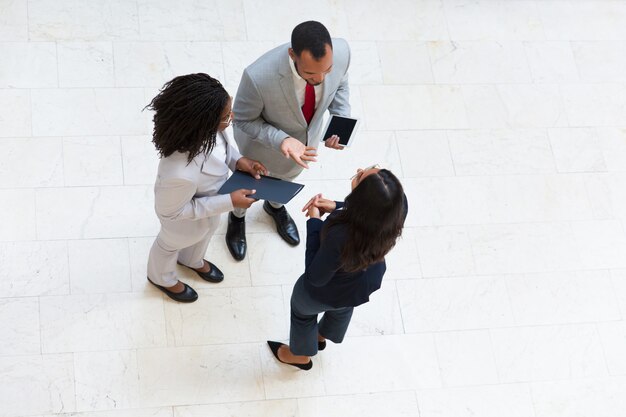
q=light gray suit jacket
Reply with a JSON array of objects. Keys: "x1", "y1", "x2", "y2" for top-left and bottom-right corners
[
  {"x1": 154, "y1": 132, "x2": 241, "y2": 247},
  {"x1": 233, "y1": 38, "x2": 351, "y2": 179}
]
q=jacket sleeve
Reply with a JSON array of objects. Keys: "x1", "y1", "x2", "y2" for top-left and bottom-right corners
[
  {"x1": 225, "y1": 143, "x2": 242, "y2": 173},
  {"x1": 155, "y1": 177, "x2": 233, "y2": 221},
  {"x1": 233, "y1": 69, "x2": 289, "y2": 151},
  {"x1": 327, "y1": 43, "x2": 351, "y2": 117},
  {"x1": 303, "y1": 219, "x2": 343, "y2": 287}
]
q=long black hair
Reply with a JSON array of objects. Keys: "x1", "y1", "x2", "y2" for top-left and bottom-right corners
[
  {"x1": 322, "y1": 169, "x2": 407, "y2": 272},
  {"x1": 145, "y1": 73, "x2": 229, "y2": 163}
]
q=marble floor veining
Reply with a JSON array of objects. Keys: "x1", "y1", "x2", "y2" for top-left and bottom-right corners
[{"x1": 2, "y1": 1, "x2": 626, "y2": 416}]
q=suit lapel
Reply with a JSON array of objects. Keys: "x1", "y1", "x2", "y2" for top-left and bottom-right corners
[
  {"x1": 309, "y1": 84, "x2": 332, "y2": 127},
  {"x1": 278, "y1": 55, "x2": 307, "y2": 128},
  {"x1": 308, "y1": 69, "x2": 339, "y2": 128}
]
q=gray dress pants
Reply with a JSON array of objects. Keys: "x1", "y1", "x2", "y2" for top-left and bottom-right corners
[{"x1": 289, "y1": 275, "x2": 354, "y2": 356}]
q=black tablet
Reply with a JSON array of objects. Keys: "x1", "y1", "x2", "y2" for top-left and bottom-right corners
[{"x1": 321, "y1": 115, "x2": 359, "y2": 147}]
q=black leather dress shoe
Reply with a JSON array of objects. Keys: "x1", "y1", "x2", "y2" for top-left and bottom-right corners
[
  {"x1": 177, "y1": 260, "x2": 224, "y2": 283},
  {"x1": 226, "y1": 212, "x2": 246, "y2": 261},
  {"x1": 147, "y1": 277, "x2": 198, "y2": 303},
  {"x1": 263, "y1": 201, "x2": 300, "y2": 246},
  {"x1": 267, "y1": 341, "x2": 312, "y2": 370}
]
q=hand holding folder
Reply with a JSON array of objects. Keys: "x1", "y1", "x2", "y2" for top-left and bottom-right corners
[{"x1": 218, "y1": 170, "x2": 305, "y2": 205}]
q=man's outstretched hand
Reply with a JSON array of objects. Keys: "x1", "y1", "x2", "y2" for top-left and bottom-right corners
[{"x1": 280, "y1": 137, "x2": 317, "y2": 169}]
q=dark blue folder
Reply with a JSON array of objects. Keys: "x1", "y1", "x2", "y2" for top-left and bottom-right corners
[{"x1": 218, "y1": 170, "x2": 305, "y2": 204}]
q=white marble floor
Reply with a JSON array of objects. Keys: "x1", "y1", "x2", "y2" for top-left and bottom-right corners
[{"x1": 2, "y1": 0, "x2": 626, "y2": 416}]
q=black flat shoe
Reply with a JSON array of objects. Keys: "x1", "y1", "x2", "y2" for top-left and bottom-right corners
[
  {"x1": 267, "y1": 341, "x2": 312, "y2": 370},
  {"x1": 147, "y1": 277, "x2": 198, "y2": 303},
  {"x1": 226, "y1": 212, "x2": 246, "y2": 261},
  {"x1": 318, "y1": 340, "x2": 326, "y2": 351},
  {"x1": 177, "y1": 260, "x2": 224, "y2": 283},
  {"x1": 263, "y1": 201, "x2": 300, "y2": 246}
]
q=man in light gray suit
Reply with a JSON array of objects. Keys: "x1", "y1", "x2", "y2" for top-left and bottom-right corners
[{"x1": 227, "y1": 21, "x2": 351, "y2": 260}]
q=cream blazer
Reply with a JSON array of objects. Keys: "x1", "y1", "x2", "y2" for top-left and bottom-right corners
[{"x1": 154, "y1": 131, "x2": 241, "y2": 247}]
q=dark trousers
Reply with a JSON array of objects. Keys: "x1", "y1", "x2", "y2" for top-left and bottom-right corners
[{"x1": 289, "y1": 276, "x2": 354, "y2": 356}]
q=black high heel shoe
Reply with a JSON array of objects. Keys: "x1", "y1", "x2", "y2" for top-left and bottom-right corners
[
  {"x1": 267, "y1": 341, "x2": 312, "y2": 370},
  {"x1": 318, "y1": 340, "x2": 326, "y2": 351}
]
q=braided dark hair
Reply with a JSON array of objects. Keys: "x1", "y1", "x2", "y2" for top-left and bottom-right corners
[{"x1": 146, "y1": 73, "x2": 229, "y2": 163}]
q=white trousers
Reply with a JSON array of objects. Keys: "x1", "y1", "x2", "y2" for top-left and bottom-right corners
[{"x1": 147, "y1": 216, "x2": 220, "y2": 287}]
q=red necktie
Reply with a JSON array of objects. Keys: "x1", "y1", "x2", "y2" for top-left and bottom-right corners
[{"x1": 301, "y1": 83, "x2": 315, "y2": 125}]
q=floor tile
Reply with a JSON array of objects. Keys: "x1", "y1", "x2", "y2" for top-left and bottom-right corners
[
  {"x1": 63, "y1": 136, "x2": 124, "y2": 186},
  {"x1": 319, "y1": 334, "x2": 442, "y2": 393},
  {"x1": 429, "y1": 41, "x2": 531, "y2": 84},
  {"x1": 417, "y1": 383, "x2": 535, "y2": 417},
  {"x1": 0, "y1": 353, "x2": 75, "y2": 417},
  {"x1": 0, "y1": 189, "x2": 36, "y2": 241},
  {"x1": 0, "y1": 240, "x2": 69, "y2": 297},
  {"x1": 0, "y1": 297, "x2": 40, "y2": 356},
  {"x1": 397, "y1": 275, "x2": 514, "y2": 332},
  {"x1": 175, "y1": 400, "x2": 297, "y2": 417},
  {"x1": 57, "y1": 41, "x2": 115, "y2": 87},
  {"x1": 68, "y1": 238, "x2": 132, "y2": 294},
  {"x1": 40, "y1": 292, "x2": 166, "y2": 353},
  {"x1": 548, "y1": 128, "x2": 607, "y2": 173},
  {"x1": 506, "y1": 270, "x2": 621, "y2": 326},
  {"x1": 396, "y1": 130, "x2": 454, "y2": 177},
  {"x1": 74, "y1": 350, "x2": 140, "y2": 411},
  {"x1": 434, "y1": 329, "x2": 499, "y2": 387},
  {"x1": 114, "y1": 42, "x2": 224, "y2": 87},
  {"x1": 0, "y1": 137, "x2": 63, "y2": 187},
  {"x1": 491, "y1": 324, "x2": 608, "y2": 383},
  {"x1": 136, "y1": 344, "x2": 264, "y2": 407},
  {"x1": 531, "y1": 377, "x2": 626, "y2": 417},
  {"x1": 0, "y1": 0, "x2": 28, "y2": 40},
  {"x1": 0, "y1": 89, "x2": 31, "y2": 137},
  {"x1": 32, "y1": 88, "x2": 151, "y2": 137},
  {"x1": 137, "y1": 0, "x2": 246, "y2": 41},
  {"x1": 297, "y1": 391, "x2": 419, "y2": 417},
  {"x1": 28, "y1": 0, "x2": 139, "y2": 40},
  {"x1": 444, "y1": 0, "x2": 544, "y2": 41},
  {"x1": 0, "y1": 42, "x2": 58, "y2": 87},
  {"x1": 164, "y1": 286, "x2": 288, "y2": 346}
]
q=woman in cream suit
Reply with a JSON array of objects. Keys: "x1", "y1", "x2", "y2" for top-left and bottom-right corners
[{"x1": 146, "y1": 73, "x2": 267, "y2": 303}]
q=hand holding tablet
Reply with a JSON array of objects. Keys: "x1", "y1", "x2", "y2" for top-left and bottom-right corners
[{"x1": 322, "y1": 115, "x2": 359, "y2": 148}]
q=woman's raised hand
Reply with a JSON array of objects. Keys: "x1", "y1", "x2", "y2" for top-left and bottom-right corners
[{"x1": 302, "y1": 194, "x2": 337, "y2": 217}]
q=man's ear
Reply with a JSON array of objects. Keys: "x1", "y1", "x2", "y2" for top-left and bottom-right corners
[{"x1": 288, "y1": 48, "x2": 297, "y2": 61}]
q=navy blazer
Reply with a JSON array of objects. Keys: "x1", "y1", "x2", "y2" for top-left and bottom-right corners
[{"x1": 301, "y1": 202, "x2": 386, "y2": 308}]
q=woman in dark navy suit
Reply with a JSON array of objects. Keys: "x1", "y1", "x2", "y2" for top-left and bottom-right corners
[{"x1": 268, "y1": 165, "x2": 407, "y2": 370}]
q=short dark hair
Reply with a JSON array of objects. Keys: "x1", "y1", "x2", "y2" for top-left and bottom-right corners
[
  {"x1": 291, "y1": 21, "x2": 332, "y2": 60},
  {"x1": 322, "y1": 169, "x2": 407, "y2": 272},
  {"x1": 145, "y1": 73, "x2": 229, "y2": 163}
]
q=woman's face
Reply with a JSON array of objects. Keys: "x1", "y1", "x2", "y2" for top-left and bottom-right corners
[
  {"x1": 218, "y1": 97, "x2": 233, "y2": 132},
  {"x1": 351, "y1": 166, "x2": 381, "y2": 190}
]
